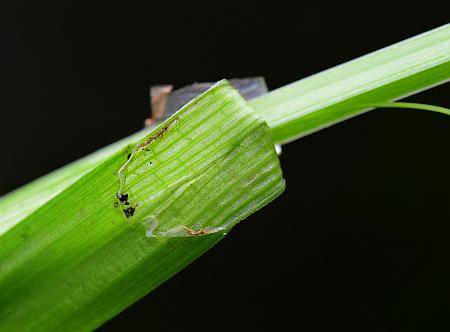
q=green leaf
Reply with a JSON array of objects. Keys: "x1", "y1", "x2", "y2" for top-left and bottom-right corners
[
  {"x1": 2, "y1": 25, "x2": 448, "y2": 236},
  {"x1": 366, "y1": 102, "x2": 450, "y2": 116},
  {"x1": 0, "y1": 129, "x2": 151, "y2": 235},
  {"x1": 0, "y1": 80, "x2": 285, "y2": 331},
  {"x1": 249, "y1": 23, "x2": 450, "y2": 144},
  {"x1": 1, "y1": 24, "x2": 449, "y2": 332}
]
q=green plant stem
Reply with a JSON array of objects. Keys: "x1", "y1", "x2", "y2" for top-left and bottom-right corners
[
  {"x1": 0, "y1": 24, "x2": 449, "y2": 332},
  {"x1": 2, "y1": 25, "x2": 448, "y2": 236},
  {"x1": 249, "y1": 23, "x2": 450, "y2": 144},
  {"x1": 0, "y1": 81, "x2": 284, "y2": 331}
]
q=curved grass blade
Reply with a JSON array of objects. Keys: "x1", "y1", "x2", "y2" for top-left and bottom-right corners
[{"x1": 367, "y1": 102, "x2": 450, "y2": 116}]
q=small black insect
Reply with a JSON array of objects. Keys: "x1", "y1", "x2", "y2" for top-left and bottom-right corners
[
  {"x1": 117, "y1": 193, "x2": 129, "y2": 203},
  {"x1": 123, "y1": 206, "x2": 135, "y2": 218}
]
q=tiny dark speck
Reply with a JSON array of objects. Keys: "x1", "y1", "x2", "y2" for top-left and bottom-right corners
[
  {"x1": 117, "y1": 193, "x2": 129, "y2": 202},
  {"x1": 127, "y1": 153, "x2": 131, "y2": 160},
  {"x1": 123, "y1": 206, "x2": 135, "y2": 218}
]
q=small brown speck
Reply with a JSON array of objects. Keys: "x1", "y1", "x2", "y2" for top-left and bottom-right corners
[{"x1": 184, "y1": 226, "x2": 210, "y2": 236}]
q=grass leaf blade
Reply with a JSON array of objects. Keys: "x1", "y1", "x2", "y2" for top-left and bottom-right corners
[
  {"x1": 250, "y1": 24, "x2": 450, "y2": 143},
  {"x1": 0, "y1": 80, "x2": 285, "y2": 331}
]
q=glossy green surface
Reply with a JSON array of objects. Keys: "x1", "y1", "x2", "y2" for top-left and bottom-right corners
[
  {"x1": 0, "y1": 23, "x2": 448, "y2": 332},
  {"x1": 0, "y1": 81, "x2": 284, "y2": 331},
  {"x1": 250, "y1": 24, "x2": 450, "y2": 143}
]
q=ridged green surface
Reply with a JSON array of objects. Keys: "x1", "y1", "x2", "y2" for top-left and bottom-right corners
[
  {"x1": 0, "y1": 128, "x2": 152, "y2": 235},
  {"x1": 0, "y1": 24, "x2": 449, "y2": 332},
  {"x1": 1, "y1": 24, "x2": 448, "y2": 236},
  {"x1": 250, "y1": 23, "x2": 450, "y2": 144},
  {"x1": 0, "y1": 80, "x2": 285, "y2": 331}
]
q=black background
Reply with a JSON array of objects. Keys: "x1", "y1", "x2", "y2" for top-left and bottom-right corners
[{"x1": 1, "y1": 1, "x2": 449, "y2": 331}]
